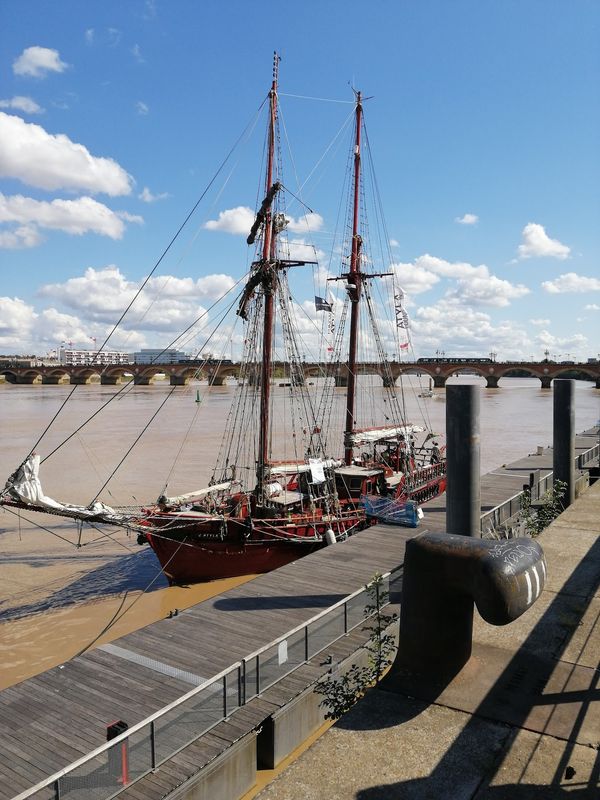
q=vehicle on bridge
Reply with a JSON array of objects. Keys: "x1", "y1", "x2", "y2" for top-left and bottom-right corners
[{"x1": 417, "y1": 357, "x2": 493, "y2": 364}]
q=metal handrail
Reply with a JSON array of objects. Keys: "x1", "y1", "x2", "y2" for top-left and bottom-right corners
[
  {"x1": 12, "y1": 569, "x2": 397, "y2": 800},
  {"x1": 13, "y1": 441, "x2": 599, "y2": 798},
  {"x1": 480, "y1": 442, "x2": 598, "y2": 533}
]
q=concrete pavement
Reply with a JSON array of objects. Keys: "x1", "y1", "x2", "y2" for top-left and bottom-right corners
[{"x1": 256, "y1": 480, "x2": 600, "y2": 799}]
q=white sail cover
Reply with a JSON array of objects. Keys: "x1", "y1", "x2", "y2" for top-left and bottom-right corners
[
  {"x1": 161, "y1": 482, "x2": 235, "y2": 506},
  {"x1": 349, "y1": 425, "x2": 425, "y2": 445},
  {"x1": 6, "y1": 454, "x2": 120, "y2": 521},
  {"x1": 267, "y1": 459, "x2": 342, "y2": 476}
]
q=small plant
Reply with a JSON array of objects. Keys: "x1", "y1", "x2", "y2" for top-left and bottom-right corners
[
  {"x1": 314, "y1": 573, "x2": 398, "y2": 720},
  {"x1": 520, "y1": 479, "x2": 567, "y2": 536}
]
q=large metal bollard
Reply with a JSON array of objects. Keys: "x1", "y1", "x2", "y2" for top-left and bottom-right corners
[
  {"x1": 385, "y1": 532, "x2": 546, "y2": 684},
  {"x1": 553, "y1": 379, "x2": 575, "y2": 508},
  {"x1": 446, "y1": 385, "x2": 481, "y2": 537}
]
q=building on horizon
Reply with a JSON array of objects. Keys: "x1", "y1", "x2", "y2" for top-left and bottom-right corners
[
  {"x1": 132, "y1": 349, "x2": 190, "y2": 364},
  {"x1": 58, "y1": 348, "x2": 130, "y2": 366}
]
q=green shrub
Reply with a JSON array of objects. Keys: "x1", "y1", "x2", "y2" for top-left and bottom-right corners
[{"x1": 315, "y1": 573, "x2": 398, "y2": 720}]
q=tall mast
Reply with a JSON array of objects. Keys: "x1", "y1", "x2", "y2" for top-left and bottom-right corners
[
  {"x1": 257, "y1": 52, "x2": 279, "y2": 498},
  {"x1": 344, "y1": 92, "x2": 363, "y2": 466}
]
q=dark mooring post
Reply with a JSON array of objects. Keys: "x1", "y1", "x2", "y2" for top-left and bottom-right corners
[
  {"x1": 382, "y1": 533, "x2": 546, "y2": 688},
  {"x1": 446, "y1": 384, "x2": 481, "y2": 537},
  {"x1": 553, "y1": 379, "x2": 575, "y2": 508}
]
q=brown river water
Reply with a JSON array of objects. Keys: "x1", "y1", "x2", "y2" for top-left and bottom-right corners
[{"x1": 0, "y1": 376, "x2": 598, "y2": 688}]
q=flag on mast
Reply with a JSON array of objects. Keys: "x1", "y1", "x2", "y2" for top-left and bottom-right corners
[
  {"x1": 394, "y1": 290, "x2": 409, "y2": 329},
  {"x1": 315, "y1": 296, "x2": 333, "y2": 312}
]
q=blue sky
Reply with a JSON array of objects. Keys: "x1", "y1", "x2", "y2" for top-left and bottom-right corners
[{"x1": 0, "y1": 0, "x2": 598, "y2": 360}]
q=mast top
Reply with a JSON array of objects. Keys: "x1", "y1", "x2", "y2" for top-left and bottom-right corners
[{"x1": 272, "y1": 51, "x2": 280, "y2": 89}]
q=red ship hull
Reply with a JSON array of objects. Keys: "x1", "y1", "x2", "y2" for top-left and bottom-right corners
[{"x1": 141, "y1": 511, "x2": 366, "y2": 583}]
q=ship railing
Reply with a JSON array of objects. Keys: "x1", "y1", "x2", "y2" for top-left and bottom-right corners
[{"x1": 13, "y1": 569, "x2": 401, "y2": 800}]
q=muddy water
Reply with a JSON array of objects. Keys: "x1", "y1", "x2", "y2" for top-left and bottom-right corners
[{"x1": 0, "y1": 377, "x2": 598, "y2": 688}]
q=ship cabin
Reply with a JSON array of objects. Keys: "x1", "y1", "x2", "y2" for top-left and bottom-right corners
[{"x1": 334, "y1": 465, "x2": 385, "y2": 500}]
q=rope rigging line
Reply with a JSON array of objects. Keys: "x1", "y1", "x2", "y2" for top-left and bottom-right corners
[
  {"x1": 279, "y1": 92, "x2": 355, "y2": 104},
  {"x1": 26, "y1": 96, "x2": 268, "y2": 460},
  {"x1": 37, "y1": 274, "x2": 248, "y2": 467},
  {"x1": 70, "y1": 527, "x2": 199, "y2": 659},
  {"x1": 87, "y1": 387, "x2": 176, "y2": 505}
]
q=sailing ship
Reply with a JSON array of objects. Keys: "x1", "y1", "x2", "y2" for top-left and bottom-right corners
[{"x1": 1, "y1": 55, "x2": 446, "y2": 584}]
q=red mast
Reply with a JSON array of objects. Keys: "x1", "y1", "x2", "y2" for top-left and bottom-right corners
[
  {"x1": 344, "y1": 92, "x2": 363, "y2": 466},
  {"x1": 257, "y1": 53, "x2": 279, "y2": 499}
]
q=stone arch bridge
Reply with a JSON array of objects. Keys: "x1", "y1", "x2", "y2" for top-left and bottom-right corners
[{"x1": 1, "y1": 360, "x2": 598, "y2": 389}]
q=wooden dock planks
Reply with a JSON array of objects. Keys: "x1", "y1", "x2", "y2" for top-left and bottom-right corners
[{"x1": 0, "y1": 433, "x2": 595, "y2": 800}]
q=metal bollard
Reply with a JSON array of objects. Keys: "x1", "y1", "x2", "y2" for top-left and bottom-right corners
[
  {"x1": 553, "y1": 379, "x2": 575, "y2": 508},
  {"x1": 446, "y1": 385, "x2": 481, "y2": 537},
  {"x1": 385, "y1": 533, "x2": 546, "y2": 685}
]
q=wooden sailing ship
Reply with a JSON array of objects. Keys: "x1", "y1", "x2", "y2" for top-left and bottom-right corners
[{"x1": 1, "y1": 55, "x2": 447, "y2": 584}]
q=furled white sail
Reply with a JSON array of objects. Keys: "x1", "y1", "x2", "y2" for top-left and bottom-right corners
[
  {"x1": 266, "y1": 459, "x2": 342, "y2": 476},
  {"x1": 160, "y1": 482, "x2": 235, "y2": 506},
  {"x1": 349, "y1": 425, "x2": 425, "y2": 445},
  {"x1": 5, "y1": 454, "x2": 121, "y2": 520}
]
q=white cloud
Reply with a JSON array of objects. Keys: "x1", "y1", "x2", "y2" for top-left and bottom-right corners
[
  {"x1": 412, "y1": 300, "x2": 532, "y2": 359},
  {"x1": 0, "y1": 113, "x2": 133, "y2": 195},
  {"x1": 136, "y1": 101, "x2": 149, "y2": 115},
  {"x1": 285, "y1": 212, "x2": 324, "y2": 233},
  {"x1": 447, "y1": 274, "x2": 530, "y2": 307},
  {"x1": 534, "y1": 329, "x2": 588, "y2": 353},
  {"x1": 13, "y1": 47, "x2": 68, "y2": 78},
  {"x1": 0, "y1": 293, "x2": 135, "y2": 352},
  {"x1": 40, "y1": 267, "x2": 138, "y2": 319},
  {"x1": 85, "y1": 28, "x2": 95, "y2": 45},
  {"x1": 455, "y1": 213, "x2": 478, "y2": 225},
  {"x1": 139, "y1": 187, "x2": 170, "y2": 203},
  {"x1": 542, "y1": 272, "x2": 600, "y2": 294},
  {"x1": 391, "y1": 261, "x2": 440, "y2": 295},
  {"x1": 39, "y1": 266, "x2": 234, "y2": 332},
  {"x1": 283, "y1": 238, "x2": 325, "y2": 263},
  {"x1": 0, "y1": 194, "x2": 142, "y2": 239},
  {"x1": 205, "y1": 206, "x2": 254, "y2": 235},
  {"x1": 415, "y1": 254, "x2": 488, "y2": 280},
  {"x1": 0, "y1": 224, "x2": 43, "y2": 249},
  {"x1": 116, "y1": 210, "x2": 144, "y2": 225},
  {"x1": 517, "y1": 222, "x2": 570, "y2": 260},
  {"x1": 145, "y1": 273, "x2": 235, "y2": 299},
  {"x1": 0, "y1": 96, "x2": 43, "y2": 114},
  {"x1": 389, "y1": 239, "x2": 399, "y2": 247},
  {"x1": 389, "y1": 253, "x2": 528, "y2": 307},
  {"x1": 132, "y1": 44, "x2": 145, "y2": 63},
  {"x1": 529, "y1": 318, "x2": 550, "y2": 326},
  {"x1": 0, "y1": 297, "x2": 36, "y2": 342},
  {"x1": 584, "y1": 304, "x2": 600, "y2": 311}
]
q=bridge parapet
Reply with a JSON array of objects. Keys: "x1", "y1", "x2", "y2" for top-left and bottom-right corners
[{"x1": 1, "y1": 360, "x2": 598, "y2": 388}]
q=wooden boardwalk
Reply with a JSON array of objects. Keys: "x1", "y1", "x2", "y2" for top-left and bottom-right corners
[{"x1": 0, "y1": 430, "x2": 597, "y2": 799}]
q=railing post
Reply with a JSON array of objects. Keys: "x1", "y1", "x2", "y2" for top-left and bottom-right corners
[
  {"x1": 553, "y1": 379, "x2": 575, "y2": 508},
  {"x1": 446, "y1": 384, "x2": 481, "y2": 537},
  {"x1": 255, "y1": 655, "x2": 261, "y2": 695},
  {"x1": 343, "y1": 601, "x2": 348, "y2": 634},
  {"x1": 54, "y1": 779, "x2": 61, "y2": 800},
  {"x1": 150, "y1": 721, "x2": 157, "y2": 770},
  {"x1": 240, "y1": 661, "x2": 245, "y2": 706},
  {"x1": 223, "y1": 674, "x2": 228, "y2": 718},
  {"x1": 304, "y1": 625, "x2": 309, "y2": 661}
]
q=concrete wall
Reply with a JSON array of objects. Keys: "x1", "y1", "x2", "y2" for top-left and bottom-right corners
[
  {"x1": 258, "y1": 626, "x2": 399, "y2": 769},
  {"x1": 167, "y1": 732, "x2": 257, "y2": 800}
]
